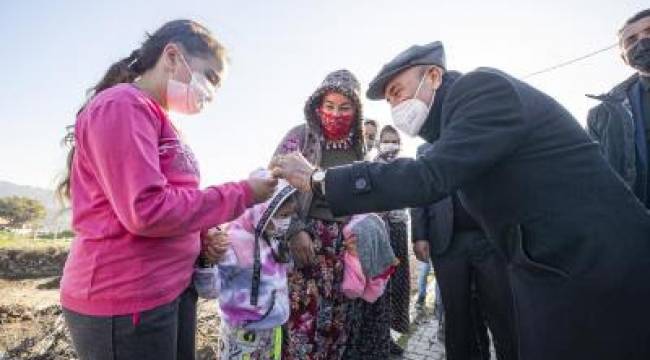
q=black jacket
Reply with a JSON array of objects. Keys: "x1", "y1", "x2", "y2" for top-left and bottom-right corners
[
  {"x1": 587, "y1": 74, "x2": 648, "y2": 204},
  {"x1": 324, "y1": 68, "x2": 650, "y2": 360},
  {"x1": 410, "y1": 198, "x2": 453, "y2": 256},
  {"x1": 410, "y1": 144, "x2": 453, "y2": 256}
]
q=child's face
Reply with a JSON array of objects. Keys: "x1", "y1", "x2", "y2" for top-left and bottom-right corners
[
  {"x1": 266, "y1": 199, "x2": 297, "y2": 234},
  {"x1": 275, "y1": 200, "x2": 297, "y2": 218}
]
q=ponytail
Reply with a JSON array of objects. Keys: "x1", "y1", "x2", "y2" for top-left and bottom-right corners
[{"x1": 90, "y1": 49, "x2": 144, "y2": 97}]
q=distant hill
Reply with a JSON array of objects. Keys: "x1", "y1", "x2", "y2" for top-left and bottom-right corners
[{"x1": 0, "y1": 180, "x2": 71, "y2": 231}]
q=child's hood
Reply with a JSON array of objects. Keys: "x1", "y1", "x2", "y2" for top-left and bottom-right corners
[{"x1": 227, "y1": 179, "x2": 296, "y2": 267}]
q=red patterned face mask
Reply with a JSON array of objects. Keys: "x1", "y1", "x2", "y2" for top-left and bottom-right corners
[{"x1": 317, "y1": 108, "x2": 355, "y2": 141}]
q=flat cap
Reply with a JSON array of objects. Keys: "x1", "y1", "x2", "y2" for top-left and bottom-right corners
[{"x1": 366, "y1": 41, "x2": 446, "y2": 100}]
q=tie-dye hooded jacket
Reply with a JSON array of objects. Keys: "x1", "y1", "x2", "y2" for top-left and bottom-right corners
[{"x1": 216, "y1": 182, "x2": 296, "y2": 330}]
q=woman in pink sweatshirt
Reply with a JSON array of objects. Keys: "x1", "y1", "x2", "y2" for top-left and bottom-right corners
[{"x1": 56, "y1": 19, "x2": 276, "y2": 360}]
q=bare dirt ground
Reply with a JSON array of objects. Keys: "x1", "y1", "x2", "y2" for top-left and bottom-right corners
[
  {"x1": 0, "y1": 277, "x2": 73, "y2": 359},
  {"x1": 0, "y1": 240, "x2": 426, "y2": 359},
  {"x1": 0, "y1": 277, "x2": 223, "y2": 360}
]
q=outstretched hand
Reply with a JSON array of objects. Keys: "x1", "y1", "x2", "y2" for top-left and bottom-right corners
[
  {"x1": 270, "y1": 152, "x2": 315, "y2": 193},
  {"x1": 247, "y1": 173, "x2": 278, "y2": 204}
]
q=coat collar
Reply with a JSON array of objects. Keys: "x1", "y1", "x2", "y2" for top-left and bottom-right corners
[{"x1": 586, "y1": 73, "x2": 640, "y2": 103}]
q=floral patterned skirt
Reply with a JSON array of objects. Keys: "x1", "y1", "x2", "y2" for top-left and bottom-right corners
[{"x1": 282, "y1": 220, "x2": 350, "y2": 360}]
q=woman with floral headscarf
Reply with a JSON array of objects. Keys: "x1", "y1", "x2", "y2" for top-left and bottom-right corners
[{"x1": 270, "y1": 69, "x2": 365, "y2": 359}]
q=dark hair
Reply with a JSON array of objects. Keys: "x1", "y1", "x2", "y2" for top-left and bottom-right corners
[
  {"x1": 57, "y1": 20, "x2": 227, "y2": 203},
  {"x1": 364, "y1": 119, "x2": 378, "y2": 128},
  {"x1": 277, "y1": 193, "x2": 298, "y2": 213},
  {"x1": 619, "y1": 9, "x2": 650, "y2": 34},
  {"x1": 380, "y1": 125, "x2": 400, "y2": 143}
]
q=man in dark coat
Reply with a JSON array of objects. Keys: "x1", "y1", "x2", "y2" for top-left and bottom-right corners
[
  {"x1": 272, "y1": 41, "x2": 650, "y2": 360},
  {"x1": 411, "y1": 143, "x2": 516, "y2": 360},
  {"x1": 587, "y1": 9, "x2": 650, "y2": 208}
]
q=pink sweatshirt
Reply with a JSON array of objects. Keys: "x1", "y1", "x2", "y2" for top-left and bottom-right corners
[{"x1": 60, "y1": 84, "x2": 254, "y2": 316}]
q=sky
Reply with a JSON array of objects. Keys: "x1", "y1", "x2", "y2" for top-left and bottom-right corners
[{"x1": 0, "y1": 0, "x2": 647, "y2": 189}]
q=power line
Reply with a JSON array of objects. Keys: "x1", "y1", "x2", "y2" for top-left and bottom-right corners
[{"x1": 522, "y1": 43, "x2": 618, "y2": 79}]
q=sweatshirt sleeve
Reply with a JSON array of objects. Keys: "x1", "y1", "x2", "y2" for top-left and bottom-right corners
[{"x1": 81, "y1": 98, "x2": 254, "y2": 238}]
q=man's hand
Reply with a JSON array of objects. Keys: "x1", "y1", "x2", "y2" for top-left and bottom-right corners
[
  {"x1": 201, "y1": 227, "x2": 230, "y2": 264},
  {"x1": 414, "y1": 240, "x2": 430, "y2": 263},
  {"x1": 270, "y1": 152, "x2": 315, "y2": 193},
  {"x1": 289, "y1": 230, "x2": 316, "y2": 267}
]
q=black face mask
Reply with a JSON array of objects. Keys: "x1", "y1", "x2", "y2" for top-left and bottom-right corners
[
  {"x1": 418, "y1": 71, "x2": 462, "y2": 143},
  {"x1": 627, "y1": 37, "x2": 650, "y2": 73}
]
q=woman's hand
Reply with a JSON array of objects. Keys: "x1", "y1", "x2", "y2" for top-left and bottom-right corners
[
  {"x1": 247, "y1": 176, "x2": 278, "y2": 204},
  {"x1": 343, "y1": 235, "x2": 358, "y2": 257},
  {"x1": 289, "y1": 230, "x2": 316, "y2": 267},
  {"x1": 201, "y1": 227, "x2": 230, "y2": 264},
  {"x1": 270, "y1": 152, "x2": 315, "y2": 193}
]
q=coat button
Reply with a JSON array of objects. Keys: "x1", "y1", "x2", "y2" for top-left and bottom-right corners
[{"x1": 355, "y1": 178, "x2": 367, "y2": 190}]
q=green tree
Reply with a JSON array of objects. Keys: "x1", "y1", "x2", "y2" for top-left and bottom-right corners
[{"x1": 0, "y1": 196, "x2": 46, "y2": 228}]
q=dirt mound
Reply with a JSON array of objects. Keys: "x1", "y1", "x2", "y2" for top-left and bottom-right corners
[
  {"x1": 0, "y1": 246, "x2": 229, "y2": 359},
  {"x1": 0, "y1": 277, "x2": 74, "y2": 360},
  {"x1": 1, "y1": 301, "x2": 222, "y2": 360},
  {"x1": 0, "y1": 276, "x2": 223, "y2": 360},
  {"x1": 0, "y1": 248, "x2": 68, "y2": 280},
  {"x1": 1, "y1": 307, "x2": 75, "y2": 360}
]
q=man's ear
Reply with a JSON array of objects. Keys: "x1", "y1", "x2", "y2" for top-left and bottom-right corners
[
  {"x1": 620, "y1": 49, "x2": 630, "y2": 66},
  {"x1": 427, "y1": 66, "x2": 444, "y2": 89}
]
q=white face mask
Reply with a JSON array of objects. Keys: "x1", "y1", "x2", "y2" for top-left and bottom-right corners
[
  {"x1": 365, "y1": 138, "x2": 377, "y2": 151},
  {"x1": 379, "y1": 142, "x2": 400, "y2": 154},
  {"x1": 391, "y1": 71, "x2": 437, "y2": 137},
  {"x1": 270, "y1": 216, "x2": 292, "y2": 235},
  {"x1": 166, "y1": 53, "x2": 215, "y2": 115}
]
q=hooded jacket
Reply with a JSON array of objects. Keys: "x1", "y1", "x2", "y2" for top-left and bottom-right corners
[
  {"x1": 216, "y1": 181, "x2": 296, "y2": 330},
  {"x1": 271, "y1": 69, "x2": 365, "y2": 220}
]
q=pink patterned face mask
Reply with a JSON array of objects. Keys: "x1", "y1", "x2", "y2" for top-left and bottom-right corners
[{"x1": 317, "y1": 108, "x2": 355, "y2": 140}]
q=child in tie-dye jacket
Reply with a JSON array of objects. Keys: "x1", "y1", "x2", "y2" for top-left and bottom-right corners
[{"x1": 215, "y1": 180, "x2": 297, "y2": 360}]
